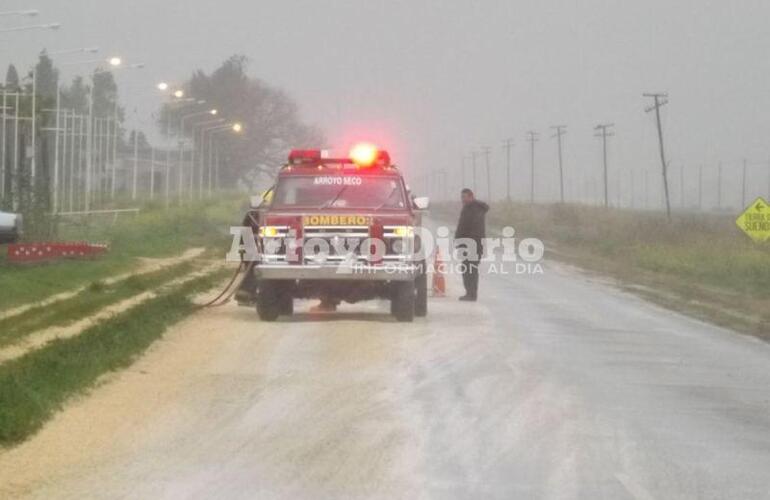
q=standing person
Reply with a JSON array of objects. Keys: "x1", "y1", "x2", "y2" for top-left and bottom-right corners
[{"x1": 455, "y1": 188, "x2": 489, "y2": 301}]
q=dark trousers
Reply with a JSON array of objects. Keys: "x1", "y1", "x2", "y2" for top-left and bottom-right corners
[{"x1": 461, "y1": 258, "x2": 480, "y2": 298}]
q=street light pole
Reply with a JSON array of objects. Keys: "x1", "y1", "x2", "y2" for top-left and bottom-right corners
[
  {"x1": 132, "y1": 129, "x2": 139, "y2": 200},
  {"x1": 177, "y1": 108, "x2": 217, "y2": 202},
  {"x1": 201, "y1": 123, "x2": 236, "y2": 196},
  {"x1": 156, "y1": 93, "x2": 205, "y2": 207},
  {"x1": 191, "y1": 117, "x2": 223, "y2": 198}
]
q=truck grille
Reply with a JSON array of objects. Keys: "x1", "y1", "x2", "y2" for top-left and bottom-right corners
[
  {"x1": 260, "y1": 225, "x2": 411, "y2": 264},
  {"x1": 303, "y1": 225, "x2": 368, "y2": 263}
]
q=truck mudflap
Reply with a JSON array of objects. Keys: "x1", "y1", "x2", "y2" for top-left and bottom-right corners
[{"x1": 255, "y1": 263, "x2": 418, "y2": 282}]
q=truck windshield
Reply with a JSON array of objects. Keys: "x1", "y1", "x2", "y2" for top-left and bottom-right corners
[{"x1": 271, "y1": 175, "x2": 407, "y2": 209}]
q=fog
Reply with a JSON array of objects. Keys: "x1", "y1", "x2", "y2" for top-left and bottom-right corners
[{"x1": 2, "y1": 0, "x2": 769, "y2": 208}]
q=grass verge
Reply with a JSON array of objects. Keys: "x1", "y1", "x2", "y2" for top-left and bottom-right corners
[
  {"x1": 0, "y1": 260, "x2": 197, "y2": 349},
  {"x1": 0, "y1": 195, "x2": 242, "y2": 312},
  {"x1": 0, "y1": 268, "x2": 227, "y2": 446},
  {"x1": 435, "y1": 202, "x2": 770, "y2": 339}
]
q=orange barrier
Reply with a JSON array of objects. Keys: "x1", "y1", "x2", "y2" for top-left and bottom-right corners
[{"x1": 431, "y1": 248, "x2": 446, "y2": 297}]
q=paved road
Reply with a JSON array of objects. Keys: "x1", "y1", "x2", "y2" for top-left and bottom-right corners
[{"x1": 2, "y1": 257, "x2": 769, "y2": 499}]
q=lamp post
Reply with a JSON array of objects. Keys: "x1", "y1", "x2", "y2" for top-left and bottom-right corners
[
  {"x1": 202, "y1": 122, "x2": 244, "y2": 196},
  {"x1": 200, "y1": 122, "x2": 232, "y2": 197},
  {"x1": 177, "y1": 108, "x2": 217, "y2": 202},
  {"x1": 190, "y1": 114, "x2": 222, "y2": 198},
  {"x1": 68, "y1": 58, "x2": 143, "y2": 210},
  {"x1": 156, "y1": 86, "x2": 203, "y2": 206},
  {"x1": 45, "y1": 47, "x2": 100, "y2": 213}
]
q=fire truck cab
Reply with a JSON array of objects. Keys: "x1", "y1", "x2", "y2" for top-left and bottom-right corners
[{"x1": 248, "y1": 145, "x2": 429, "y2": 322}]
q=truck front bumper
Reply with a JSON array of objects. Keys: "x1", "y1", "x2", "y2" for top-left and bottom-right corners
[{"x1": 255, "y1": 263, "x2": 418, "y2": 282}]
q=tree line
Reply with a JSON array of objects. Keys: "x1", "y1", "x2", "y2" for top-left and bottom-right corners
[{"x1": 158, "y1": 55, "x2": 323, "y2": 191}]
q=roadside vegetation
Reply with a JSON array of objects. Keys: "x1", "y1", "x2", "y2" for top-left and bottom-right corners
[
  {"x1": 0, "y1": 260, "x2": 196, "y2": 349},
  {"x1": 438, "y1": 202, "x2": 770, "y2": 338},
  {"x1": 0, "y1": 271, "x2": 227, "y2": 446},
  {"x1": 0, "y1": 196, "x2": 242, "y2": 445},
  {"x1": 0, "y1": 195, "x2": 241, "y2": 312}
]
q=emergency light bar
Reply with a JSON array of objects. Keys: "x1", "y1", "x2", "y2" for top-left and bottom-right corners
[{"x1": 287, "y1": 144, "x2": 391, "y2": 168}]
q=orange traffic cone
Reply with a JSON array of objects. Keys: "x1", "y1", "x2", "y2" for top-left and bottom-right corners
[{"x1": 431, "y1": 248, "x2": 446, "y2": 297}]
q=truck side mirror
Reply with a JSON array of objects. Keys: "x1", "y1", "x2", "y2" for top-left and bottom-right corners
[{"x1": 413, "y1": 196, "x2": 430, "y2": 210}]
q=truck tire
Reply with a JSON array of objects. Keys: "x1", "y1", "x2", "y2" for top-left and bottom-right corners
[
  {"x1": 256, "y1": 280, "x2": 282, "y2": 321},
  {"x1": 415, "y1": 265, "x2": 428, "y2": 317},
  {"x1": 391, "y1": 280, "x2": 415, "y2": 322}
]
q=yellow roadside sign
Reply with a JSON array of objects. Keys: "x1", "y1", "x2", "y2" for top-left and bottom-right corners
[{"x1": 736, "y1": 197, "x2": 770, "y2": 243}]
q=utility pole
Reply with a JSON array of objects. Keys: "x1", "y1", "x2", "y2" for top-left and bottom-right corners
[
  {"x1": 742, "y1": 159, "x2": 747, "y2": 208},
  {"x1": 132, "y1": 129, "x2": 138, "y2": 200},
  {"x1": 644, "y1": 92, "x2": 671, "y2": 219},
  {"x1": 698, "y1": 164, "x2": 703, "y2": 211},
  {"x1": 442, "y1": 168, "x2": 449, "y2": 201},
  {"x1": 460, "y1": 154, "x2": 466, "y2": 189},
  {"x1": 644, "y1": 170, "x2": 649, "y2": 209},
  {"x1": 526, "y1": 131, "x2": 539, "y2": 204},
  {"x1": 680, "y1": 164, "x2": 685, "y2": 208},
  {"x1": 481, "y1": 146, "x2": 492, "y2": 201},
  {"x1": 470, "y1": 151, "x2": 478, "y2": 193},
  {"x1": 502, "y1": 138, "x2": 514, "y2": 202},
  {"x1": 150, "y1": 147, "x2": 155, "y2": 200},
  {"x1": 550, "y1": 125, "x2": 567, "y2": 203},
  {"x1": 717, "y1": 162, "x2": 722, "y2": 209},
  {"x1": 594, "y1": 123, "x2": 614, "y2": 207}
]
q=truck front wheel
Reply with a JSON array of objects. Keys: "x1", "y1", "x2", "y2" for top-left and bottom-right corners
[
  {"x1": 256, "y1": 280, "x2": 283, "y2": 321},
  {"x1": 391, "y1": 280, "x2": 415, "y2": 322}
]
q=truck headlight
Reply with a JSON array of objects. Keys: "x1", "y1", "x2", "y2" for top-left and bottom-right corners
[
  {"x1": 391, "y1": 226, "x2": 414, "y2": 238},
  {"x1": 258, "y1": 226, "x2": 282, "y2": 238}
]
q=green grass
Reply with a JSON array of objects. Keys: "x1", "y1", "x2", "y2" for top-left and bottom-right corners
[
  {"x1": 496, "y1": 203, "x2": 770, "y2": 298},
  {"x1": 0, "y1": 195, "x2": 242, "y2": 312},
  {"x1": 0, "y1": 260, "x2": 196, "y2": 349},
  {"x1": 435, "y1": 202, "x2": 770, "y2": 335},
  {"x1": 0, "y1": 269, "x2": 227, "y2": 446}
]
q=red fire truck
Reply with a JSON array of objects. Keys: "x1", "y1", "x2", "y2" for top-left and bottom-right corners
[{"x1": 246, "y1": 144, "x2": 429, "y2": 322}]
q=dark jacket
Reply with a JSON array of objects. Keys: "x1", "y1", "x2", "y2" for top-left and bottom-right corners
[{"x1": 455, "y1": 200, "x2": 489, "y2": 241}]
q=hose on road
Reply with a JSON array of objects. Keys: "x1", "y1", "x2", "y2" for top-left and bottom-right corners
[{"x1": 196, "y1": 261, "x2": 255, "y2": 308}]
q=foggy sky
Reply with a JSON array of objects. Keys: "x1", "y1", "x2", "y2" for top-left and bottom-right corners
[{"x1": 2, "y1": 0, "x2": 769, "y2": 206}]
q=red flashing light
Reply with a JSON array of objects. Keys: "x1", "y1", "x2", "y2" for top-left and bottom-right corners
[
  {"x1": 288, "y1": 149, "x2": 322, "y2": 164},
  {"x1": 350, "y1": 143, "x2": 378, "y2": 166},
  {"x1": 286, "y1": 146, "x2": 392, "y2": 168},
  {"x1": 349, "y1": 143, "x2": 391, "y2": 167}
]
